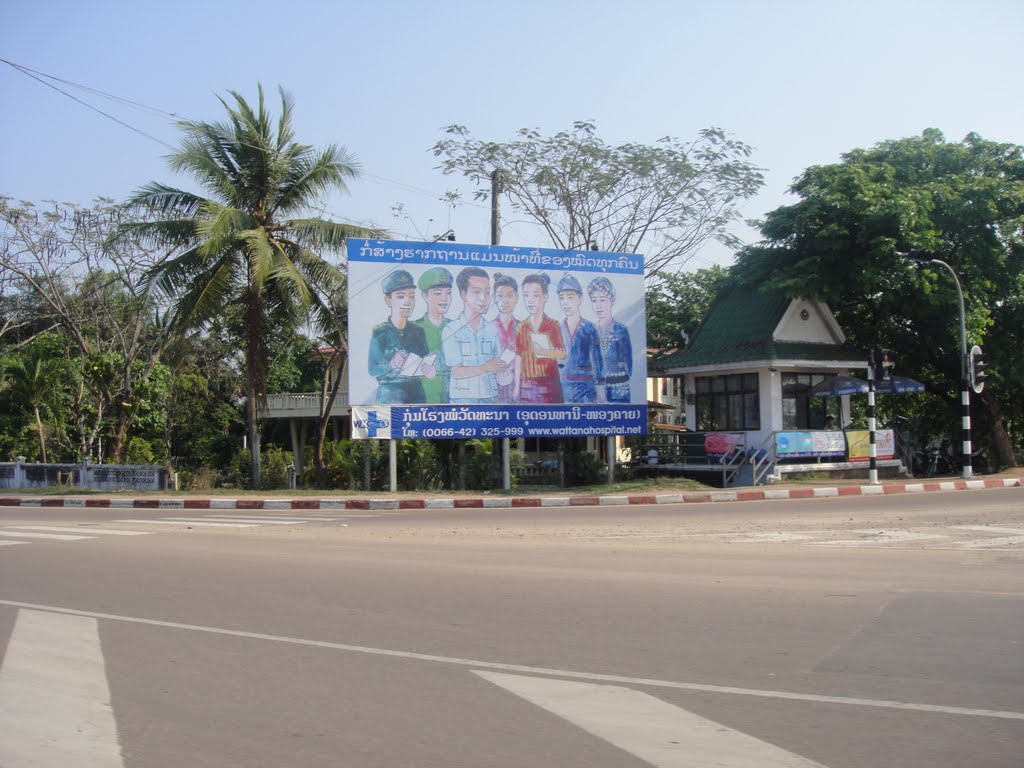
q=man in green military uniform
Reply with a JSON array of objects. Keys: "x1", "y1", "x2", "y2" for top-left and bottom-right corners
[
  {"x1": 368, "y1": 269, "x2": 436, "y2": 404},
  {"x1": 414, "y1": 267, "x2": 453, "y2": 403}
]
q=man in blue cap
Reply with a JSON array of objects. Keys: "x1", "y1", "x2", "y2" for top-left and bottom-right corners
[
  {"x1": 368, "y1": 269, "x2": 435, "y2": 403},
  {"x1": 557, "y1": 273, "x2": 603, "y2": 402},
  {"x1": 415, "y1": 267, "x2": 453, "y2": 403}
]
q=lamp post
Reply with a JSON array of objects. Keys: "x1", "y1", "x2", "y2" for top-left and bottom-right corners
[{"x1": 901, "y1": 250, "x2": 973, "y2": 480}]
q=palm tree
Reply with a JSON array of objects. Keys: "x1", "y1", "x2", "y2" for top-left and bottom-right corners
[
  {"x1": 124, "y1": 85, "x2": 380, "y2": 488},
  {"x1": 1, "y1": 350, "x2": 69, "y2": 463}
]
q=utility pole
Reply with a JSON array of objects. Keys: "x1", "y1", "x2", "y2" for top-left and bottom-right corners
[{"x1": 491, "y1": 169, "x2": 512, "y2": 492}]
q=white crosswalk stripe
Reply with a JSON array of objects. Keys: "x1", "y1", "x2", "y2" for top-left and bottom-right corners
[
  {"x1": 112, "y1": 519, "x2": 259, "y2": 528},
  {"x1": 714, "y1": 525, "x2": 1024, "y2": 550},
  {"x1": 0, "y1": 530, "x2": 93, "y2": 541},
  {"x1": 6, "y1": 526, "x2": 153, "y2": 536}
]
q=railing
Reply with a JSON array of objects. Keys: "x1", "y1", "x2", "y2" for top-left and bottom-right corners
[
  {"x1": 632, "y1": 432, "x2": 749, "y2": 487},
  {"x1": 0, "y1": 459, "x2": 167, "y2": 491},
  {"x1": 751, "y1": 432, "x2": 779, "y2": 486},
  {"x1": 263, "y1": 392, "x2": 350, "y2": 418}
]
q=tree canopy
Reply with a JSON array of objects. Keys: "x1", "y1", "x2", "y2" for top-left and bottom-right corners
[
  {"x1": 432, "y1": 122, "x2": 764, "y2": 277},
  {"x1": 735, "y1": 129, "x2": 1024, "y2": 466}
]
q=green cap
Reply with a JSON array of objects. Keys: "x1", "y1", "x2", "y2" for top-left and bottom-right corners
[
  {"x1": 418, "y1": 267, "x2": 454, "y2": 291},
  {"x1": 382, "y1": 269, "x2": 416, "y2": 295}
]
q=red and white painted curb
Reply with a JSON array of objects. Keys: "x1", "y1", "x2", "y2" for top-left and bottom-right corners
[{"x1": 1, "y1": 477, "x2": 1019, "y2": 511}]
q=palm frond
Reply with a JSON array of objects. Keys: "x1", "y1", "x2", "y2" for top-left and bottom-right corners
[
  {"x1": 165, "y1": 251, "x2": 241, "y2": 329},
  {"x1": 287, "y1": 219, "x2": 386, "y2": 251},
  {"x1": 194, "y1": 202, "x2": 254, "y2": 256},
  {"x1": 272, "y1": 146, "x2": 360, "y2": 216},
  {"x1": 126, "y1": 183, "x2": 206, "y2": 218}
]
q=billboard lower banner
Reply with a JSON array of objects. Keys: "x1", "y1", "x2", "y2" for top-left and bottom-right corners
[{"x1": 352, "y1": 405, "x2": 648, "y2": 440}]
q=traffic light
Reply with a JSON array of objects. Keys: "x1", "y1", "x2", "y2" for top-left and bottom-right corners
[
  {"x1": 871, "y1": 348, "x2": 896, "y2": 381},
  {"x1": 970, "y1": 345, "x2": 989, "y2": 393}
]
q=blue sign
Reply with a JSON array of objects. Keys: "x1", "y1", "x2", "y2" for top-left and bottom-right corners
[
  {"x1": 349, "y1": 239, "x2": 644, "y2": 275},
  {"x1": 385, "y1": 405, "x2": 648, "y2": 440}
]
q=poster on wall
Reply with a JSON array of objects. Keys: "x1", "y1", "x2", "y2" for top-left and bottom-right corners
[
  {"x1": 847, "y1": 429, "x2": 895, "y2": 461},
  {"x1": 775, "y1": 431, "x2": 847, "y2": 459},
  {"x1": 347, "y1": 240, "x2": 648, "y2": 439}
]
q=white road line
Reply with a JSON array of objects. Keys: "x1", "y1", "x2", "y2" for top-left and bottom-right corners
[
  {"x1": 952, "y1": 525, "x2": 1024, "y2": 535},
  {"x1": 6, "y1": 526, "x2": 153, "y2": 536},
  {"x1": 957, "y1": 535, "x2": 1024, "y2": 550},
  {"x1": 475, "y1": 671, "x2": 828, "y2": 768},
  {"x1": 195, "y1": 517, "x2": 308, "y2": 525},
  {"x1": 0, "y1": 530, "x2": 93, "y2": 541},
  {"x1": 0, "y1": 599, "x2": 1019, "y2": 722},
  {"x1": 111, "y1": 519, "x2": 258, "y2": 528},
  {"x1": 199, "y1": 518, "x2": 339, "y2": 524},
  {"x1": 0, "y1": 609, "x2": 124, "y2": 767},
  {"x1": 811, "y1": 530, "x2": 948, "y2": 547},
  {"x1": 732, "y1": 533, "x2": 819, "y2": 543},
  {"x1": 0, "y1": 541, "x2": 28, "y2": 546}
]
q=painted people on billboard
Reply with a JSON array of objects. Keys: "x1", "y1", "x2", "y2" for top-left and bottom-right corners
[
  {"x1": 414, "y1": 268, "x2": 453, "y2": 404},
  {"x1": 556, "y1": 273, "x2": 603, "y2": 403},
  {"x1": 441, "y1": 267, "x2": 508, "y2": 404},
  {"x1": 492, "y1": 273, "x2": 519, "y2": 404},
  {"x1": 588, "y1": 276, "x2": 633, "y2": 403},
  {"x1": 514, "y1": 273, "x2": 566, "y2": 403},
  {"x1": 368, "y1": 269, "x2": 436, "y2": 404}
]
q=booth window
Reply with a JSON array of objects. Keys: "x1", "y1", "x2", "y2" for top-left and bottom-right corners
[
  {"x1": 695, "y1": 374, "x2": 760, "y2": 431},
  {"x1": 782, "y1": 373, "x2": 828, "y2": 429}
]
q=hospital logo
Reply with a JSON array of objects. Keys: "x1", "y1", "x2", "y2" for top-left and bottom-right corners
[{"x1": 353, "y1": 407, "x2": 392, "y2": 439}]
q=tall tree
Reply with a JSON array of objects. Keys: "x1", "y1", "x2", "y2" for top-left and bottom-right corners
[
  {"x1": 124, "y1": 86, "x2": 380, "y2": 487},
  {"x1": 735, "y1": 130, "x2": 1024, "y2": 467},
  {"x1": 646, "y1": 266, "x2": 730, "y2": 351},
  {"x1": 432, "y1": 122, "x2": 764, "y2": 277}
]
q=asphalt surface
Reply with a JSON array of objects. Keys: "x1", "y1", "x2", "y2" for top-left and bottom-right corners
[{"x1": 1, "y1": 487, "x2": 1022, "y2": 767}]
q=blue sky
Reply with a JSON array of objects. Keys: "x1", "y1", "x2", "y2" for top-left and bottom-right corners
[{"x1": 2, "y1": 0, "x2": 1022, "y2": 268}]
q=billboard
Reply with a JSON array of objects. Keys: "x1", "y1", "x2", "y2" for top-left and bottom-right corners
[{"x1": 347, "y1": 240, "x2": 648, "y2": 439}]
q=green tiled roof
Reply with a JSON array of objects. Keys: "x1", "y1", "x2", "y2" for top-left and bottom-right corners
[{"x1": 652, "y1": 284, "x2": 864, "y2": 370}]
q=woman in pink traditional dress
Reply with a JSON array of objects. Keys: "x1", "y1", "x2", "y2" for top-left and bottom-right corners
[
  {"x1": 492, "y1": 273, "x2": 519, "y2": 403},
  {"x1": 513, "y1": 273, "x2": 566, "y2": 403}
]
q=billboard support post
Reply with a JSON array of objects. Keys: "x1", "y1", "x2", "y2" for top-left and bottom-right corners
[
  {"x1": 389, "y1": 439, "x2": 397, "y2": 492},
  {"x1": 607, "y1": 435, "x2": 616, "y2": 484}
]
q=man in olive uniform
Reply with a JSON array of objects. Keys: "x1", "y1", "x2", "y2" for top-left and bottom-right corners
[
  {"x1": 368, "y1": 269, "x2": 435, "y2": 404},
  {"x1": 414, "y1": 267, "x2": 453, "y2": 403}
]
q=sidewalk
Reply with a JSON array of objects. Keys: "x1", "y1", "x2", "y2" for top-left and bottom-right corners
[{"x1": 1, "y1": 472, "x2": 1020, "y2": 511}]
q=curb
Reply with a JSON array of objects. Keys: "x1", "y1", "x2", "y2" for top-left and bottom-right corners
[{"x1": 0, "y1": 477, "x2": 1019, "y2": 511}]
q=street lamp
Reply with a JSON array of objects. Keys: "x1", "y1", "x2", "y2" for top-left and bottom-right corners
[{"x1": 900, "y1": 249, "x2": 974, "y2": 480}]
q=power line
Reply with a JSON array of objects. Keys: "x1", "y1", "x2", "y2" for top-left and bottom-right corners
[
  {"x1": 1, "y1": 57, "x2": 178, "y2": 151},
  {"x1": 0, "y1": 57, "x2": 179, "y2": 119}
]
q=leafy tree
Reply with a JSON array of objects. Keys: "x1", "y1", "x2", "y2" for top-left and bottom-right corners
[
  {"x1": 646, "y1": 266, "x2": 730, "y2": 351},
  {"x1": 124, "y1": 85, "x2": 380, "y2": 487},
  {"x1": 432, "y1": 122, "x2": 764, "y2": 276},
  {"x1": 0, "y1": 197, "x2": 173, "y2": 460},
  {"x1": 1, "y1": 344, "x2": 71, "y2": 462},
  {"x1": 735, "y1": 130, "x2": 1024, "y2": 467}
]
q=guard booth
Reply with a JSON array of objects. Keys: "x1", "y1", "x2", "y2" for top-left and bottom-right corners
[{"x1": 649, "y1": 284, "x2": 915, "y2": 485}]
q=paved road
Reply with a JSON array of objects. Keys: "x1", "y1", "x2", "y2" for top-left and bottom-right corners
[{"x1": 1, "y1": 488, "x2": 1022, "y2": 767}]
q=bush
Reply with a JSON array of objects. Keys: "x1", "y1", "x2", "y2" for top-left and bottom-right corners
[{"x1": 123, "y1": 437, "x2": 156, "y2": 465}]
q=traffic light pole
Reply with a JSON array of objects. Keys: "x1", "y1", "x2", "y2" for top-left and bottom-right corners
[
  {"x1": 910, "y1": 255, "x2": 973, "y2": 480},
  {"x1": 867, "y1": 364, "x2": 878, "y2": 485}
]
